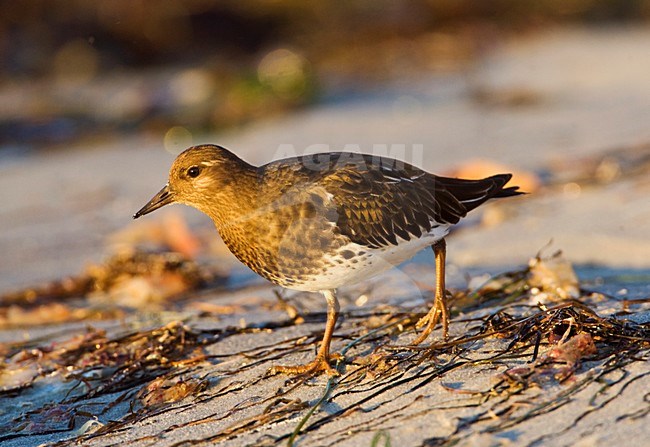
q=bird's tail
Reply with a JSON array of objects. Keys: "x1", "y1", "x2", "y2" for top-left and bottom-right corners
[{"x1": 437, "y1": 173, "x2": 524, "y2": 213}]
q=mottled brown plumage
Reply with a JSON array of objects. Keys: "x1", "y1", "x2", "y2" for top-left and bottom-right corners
[{"x1": 134, "y1": 144, "x2": 523, "y2": 375}]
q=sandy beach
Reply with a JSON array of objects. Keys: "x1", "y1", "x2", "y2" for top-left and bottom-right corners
[{"x1": 1, "y1": 26, "x2": 649, "y2": 447}]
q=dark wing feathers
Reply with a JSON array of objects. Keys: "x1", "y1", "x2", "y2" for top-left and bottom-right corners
[
  {"x1": 320, "y1": 158, "x2": 522, "y2": 249},
  {"x1": 262, "y1": 153, "x2": 522, "y2": 250}
]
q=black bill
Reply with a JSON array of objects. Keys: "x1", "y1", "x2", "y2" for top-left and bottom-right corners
[{"x1": 133, "y1": 184, "x2": 175, "y2": 219}]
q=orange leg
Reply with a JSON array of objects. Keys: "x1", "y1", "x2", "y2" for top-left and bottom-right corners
[
  {"x1": 270, "y1": 289, "x2": 340, "y2": 376},
  {"x1": 412, "y1": 239, "x2": 449, "y2": 344}
]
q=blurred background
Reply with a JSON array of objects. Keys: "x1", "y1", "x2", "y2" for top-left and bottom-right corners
[
  {"x1": 2, "y1": 0, "x2": 650, "y2": 292},
  {"x1": 3, "y1": 0, "x2": 650, "y2": 152},
  {"x1": 3, "y1": 4, "x2": 650, "y2": 445}
]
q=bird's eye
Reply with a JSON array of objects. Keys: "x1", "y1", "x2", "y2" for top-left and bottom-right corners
[{"x1": 187, "y1": 166, "x2": 200, "y2": 178}]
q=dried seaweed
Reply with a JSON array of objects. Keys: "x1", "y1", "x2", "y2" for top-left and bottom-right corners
[
  {"x1": 0, "y1": 249, "x2": 224, "y2": 328},
  {"x1": 0, "y1": 254, "x2": 648, "y2": 446}
]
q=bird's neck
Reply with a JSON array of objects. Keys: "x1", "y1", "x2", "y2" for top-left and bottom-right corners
[{"x1": 200, "y1": 162, "x2": 261, "y2": 230}]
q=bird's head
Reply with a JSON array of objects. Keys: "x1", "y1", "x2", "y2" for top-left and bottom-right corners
[{"x1": 133, "y1": 144, "x2": 253, "y2": 220}]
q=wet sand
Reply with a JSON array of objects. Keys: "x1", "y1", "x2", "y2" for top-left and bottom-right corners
[{"x1": 1, "y1": 26, "x2": 649, "y2": 446}]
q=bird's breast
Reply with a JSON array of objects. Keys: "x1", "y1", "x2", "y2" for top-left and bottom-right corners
[
  {"x1": 215, "y1": 207, "x2": 346, "y2": 288},
  {"x1": 217, "y1": 216, "x2": 450, "y2": 292}
]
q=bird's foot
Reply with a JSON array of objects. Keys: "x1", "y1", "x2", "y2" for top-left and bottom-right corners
[
  {"x1": 269, "y1": 353, "x2": 342, "y2": 377},
  {"x1": 412, "y1": 298, "x2": 447, "y2": 345}
]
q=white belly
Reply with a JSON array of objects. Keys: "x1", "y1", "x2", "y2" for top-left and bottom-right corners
[{"x1": 292, "y1": 225, "x2": 450, "y2": 292}]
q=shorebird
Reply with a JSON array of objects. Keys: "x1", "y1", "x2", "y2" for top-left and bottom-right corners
[{"x1": 134, "y1": 144, "x2": 523, "y2": 375}]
